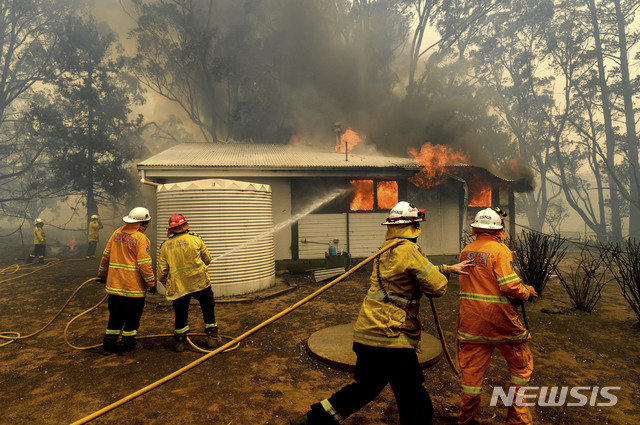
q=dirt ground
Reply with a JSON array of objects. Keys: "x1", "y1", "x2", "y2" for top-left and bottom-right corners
[{"x1": 0, "y1": 252, "x2": 639, "y2": 425}]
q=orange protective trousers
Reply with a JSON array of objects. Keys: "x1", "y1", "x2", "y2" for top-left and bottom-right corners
[{"x1": 458, "y1": 341, "x2": 533, "y2": 425}]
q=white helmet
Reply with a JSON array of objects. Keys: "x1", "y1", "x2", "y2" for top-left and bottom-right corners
[
  {"x1": 471, "y1": 208, "x2": 504, "y2": 230},
  {"x1": 123, "y1": 207, "x2": 151, "y2": 223},
  {"x1": 34, "y1": 218, "x2": 44, "y2": 225},
  {"x1": 382, "y1": 201, "x2": 426, "y2": 225},
  {"x1": 90, "y1": 214, "x2": 99, "y2": 220}
]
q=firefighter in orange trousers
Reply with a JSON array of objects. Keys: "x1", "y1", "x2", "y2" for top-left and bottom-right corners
[
  {"x1": 457, "y1": 208, "x2": 538, "y2": 425},
  {"x1": 291, "y1": 201, "x2": 473, "y2": 425},
  {"x1": 97, "y1": 207, "x2": 156, "y2": 353},
  {"x1": 157, "y1": 213, "x2": 221, "y2": 352},
  {"x1": 27, "y1": 218, "x2": 46, "y2": 263}
]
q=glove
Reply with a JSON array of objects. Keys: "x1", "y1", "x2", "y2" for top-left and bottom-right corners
[
  {"x1": 147, "y1": 285, "x2": 157, "y2": 295},
  {"x1": 96, "y1": 276, "x2": 106, "y2": 284}
]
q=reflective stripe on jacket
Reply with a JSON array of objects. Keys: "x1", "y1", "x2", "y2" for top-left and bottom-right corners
[
  {"x1": 34, "y1": 227, "x2": 45, "y2": 245},
  {"x1": 98, "y1": 224, "x2": 155, "y2": 297},
  {"x1": 457, "y1": 233, "x2": 530, "y2": 343},
  {"x1": 353, "y1": 224, "x2": 449, "y2": 349},
  {"x1": 88, "y1": 220, "x2": 103, "y2": 242},
  {"x1": 157, "y1": 231, "x2": 211, "y2": 301}
]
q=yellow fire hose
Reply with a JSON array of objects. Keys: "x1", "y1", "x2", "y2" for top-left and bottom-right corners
[
  {"x1": 0, "y1": 271, "x2": 241, "y2": 352},
  {"x1": 0, "y1": 258, "x2": 78, "y2": 285},
  {"x1": 0, "y1": 274, "x2": 96, "y2": 347},
  {"x1": 68, "y1": 240, "x2": 405, "y2": 425},
  {"x1": 62, "y1": 291, "x2": 240, "y2": 353},
  {"x1": 428, "y1": 297, "x2": 460, "y2": 375}
]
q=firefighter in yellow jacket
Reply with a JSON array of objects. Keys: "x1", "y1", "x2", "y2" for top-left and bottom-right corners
[
  {"x1": 291, "y1": 201, "x2": 473, "y2": 425},
  {"x1": 157, "y1": 213, "x2": 221, "y2": 352},
  {"x1": 97, "y1": 207, "x2": 156, "y2": 353},
  {"x1": 457, "y1": 208, "x2": 537, "y2": 425},
  {"x1": 85, "y1": 214, "x2": 103, "y2": 259},
  {"x1": 27, "y1": 218, "x2": 46, "y2": 263}
]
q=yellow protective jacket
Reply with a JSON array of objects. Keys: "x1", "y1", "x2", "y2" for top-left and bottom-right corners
[
  {"x1": 98, "y1": 223, "x2": 155, "y2": 297},
  {"x1": 88, "y1": 220, "x2": 103, "y2": 242},
  {"x1": 34, "y1": 227, "x2": 45, "y2": 245},
  {"x1": 353, "y1": 224, "x2": 450, "y2": 349},
  {"x1": 457, "y1": 232, "x2": 530, "y2": 343},
  {"x1": 157, "y1": 231, "x2": 211, "y2": 301}
]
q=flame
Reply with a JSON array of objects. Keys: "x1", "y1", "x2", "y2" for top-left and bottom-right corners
[
  {"x1": 67, "y1": 237, "x2": 76, "y2": 251},
  {"x1": 409, "y1": 142, "x2": 469, "y2": 188},
  {"x1": 377, "y1": 181, "x2": 398, "y2": 209},
  {"x1": 290, "y1": 132, "x2": 313, "y2": 146},
  {"x1": 468, "y1": 183, "x2": 492, "y2": 207},
  {"x1": 335, "y1": 129, "x2": 363, "y2": 153},
  {"x1": 350, "y1": 180, "x2": 374, "y2": 211}
]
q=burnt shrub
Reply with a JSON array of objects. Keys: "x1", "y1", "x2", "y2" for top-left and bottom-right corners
[
  {"x1": 512, "y1": 230, "x2": 566, "y2": 297},
  {"x1": 553, "y1": 246, "x2": 611, "y2": 312},
  {"x1": 602, "y1": 240, "x2": 640, "y2": 323}
]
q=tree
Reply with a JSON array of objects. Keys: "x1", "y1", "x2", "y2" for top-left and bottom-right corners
[
  {"x1": 0, "y1": 0, "x2": 70, "y2": 206},
  {"x1": 25, "y1": 15, "x2": 145, "y2": 223},
  {"x1": 128, "y1": 0, "x2": 409, "y2": 144}
]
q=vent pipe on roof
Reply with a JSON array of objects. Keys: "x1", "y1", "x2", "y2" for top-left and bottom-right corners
[{"x1": 333, "y1": 122, "x2": 347, "y2": 162}]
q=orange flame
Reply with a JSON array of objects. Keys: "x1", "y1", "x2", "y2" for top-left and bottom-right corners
[
  {"x1": 335, "y1": 129, "x2": 363, "y2": 153},
  {"x1": 290, "y1": 132, "x2": 313, "y2": 146},
  {"x1": 350, "y1": 180, "x2": 374, "y2": 211},
  {"x1": 468, "y1": 184, "x2": 492, "y2": 207},
  {"x1": 409, "y1": 143, "x2": 469, "y2": 188},
  {"x1": 377, "y1": 181, "x2": 398, "y2": 209}
]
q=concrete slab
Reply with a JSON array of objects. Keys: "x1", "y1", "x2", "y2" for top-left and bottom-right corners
[{"x1": 307, "y1": 322, "x2": 443, "y2": 372}]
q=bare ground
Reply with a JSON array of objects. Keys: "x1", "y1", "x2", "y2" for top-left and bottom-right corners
[{"x1": 0, "y1": 254, "x2": 638, "y2": 425}]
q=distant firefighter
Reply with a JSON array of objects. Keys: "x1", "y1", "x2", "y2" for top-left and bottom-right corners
[
  {"x1": 85, "y1": 214, "x2": 103, "y2": 259},
  {"x1": 157, "y1": 213, "x2": 221, "y2": 352},
  {"x1": 457, "y1": 208, "x2": 537, "y2": 425},
  {"x1": 97, "y1": 207, "x2": 156, "y2": 354},
  {"x1": 291, "y1": 201, "x2": 473, "y2": 425},
  {"x1": 27, "y1": 218, "x2": 46, "y2": 264}
]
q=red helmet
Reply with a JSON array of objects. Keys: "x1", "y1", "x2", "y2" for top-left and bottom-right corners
[{"x1": 167, "y1": 213, "x2": 187, "y2": 229}]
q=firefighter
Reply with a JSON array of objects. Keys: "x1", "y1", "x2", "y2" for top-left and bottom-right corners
[
  {"x1": 27, "y1": 218, "x2": 46, "y2": 264},
  {"x1": 85, "y1": 214, "x2": 103, "y2": 259},
  {"x1": 97, "y1": 207, "x2": 156, "y2": 353},
  {"x1": 457, "y1": 208, "x2": 538, "y2": 425},
  {"x1": 291, "y1": 201, "x2": 473, "y2": 425},
  {"x1": 157, "y1": 213, "x2": 221, "y2": 352}
]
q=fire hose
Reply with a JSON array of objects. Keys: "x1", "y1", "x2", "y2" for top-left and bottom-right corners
[
  {"x1": 68, "y1": 240, "x2": 407, "y2": 424},
  {"x1": 2, "y1": 242, "x2": 460, "y2": 423},
  {"x1": 0, "y1": 258, "x2": 77, "y2": 285},
  {"x1": 0, "y1": 273, "x2": 241, "y2": 352}
]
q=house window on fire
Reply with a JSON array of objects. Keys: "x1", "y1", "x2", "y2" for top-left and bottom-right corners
[{"x1": 349, "y1": 180, "x2": 398, "y2": 211}]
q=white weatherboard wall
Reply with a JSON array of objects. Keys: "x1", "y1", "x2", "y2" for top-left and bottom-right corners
[
  {"x1": 298, "y1": 212, "x2": 387, "y2": 259},
  {"x1": 348, "y1": 213, "x2": 388, "y2": 257},
  {"x1": 156, "y1": 179, "x2": 275, "y2": 297},
  {"x1": 298, "y1": 214, "x2": 347, "y2": 259},
  {"x1": 410, "y1": 182, "x2": 460, "y2": 256}
]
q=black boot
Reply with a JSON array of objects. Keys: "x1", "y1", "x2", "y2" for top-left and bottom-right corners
[
  {"x1": 102, "y1": 334, "x2": 119, "y2": 354},
  {"x1": 205, "y1": 326, "x2": 222, "y2": 348},
  {"x1": 291, "y1": 403, "x2": 340, "y2": 425},
  {"x1": 122, "y1": 335, "x2": 136, "y2": 352},
  {"x1": 174, "y1": 333, "x2": 186, "y2": 352}
]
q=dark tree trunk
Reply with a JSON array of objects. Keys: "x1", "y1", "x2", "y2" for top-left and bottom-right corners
[
  {"x1": 586, "y1": 0, "x2": 622, "y2": 240},
  {"x1": 613, "y1": 0, "x2": 640, "y2": 239}
]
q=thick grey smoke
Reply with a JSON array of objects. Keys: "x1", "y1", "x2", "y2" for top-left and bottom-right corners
[{"x1": 100, "y1": 1, "x2": 532, "y2": 185}]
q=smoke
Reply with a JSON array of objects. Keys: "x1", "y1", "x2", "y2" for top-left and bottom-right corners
[{"x1": 91, "y1": 0, "x2": 533, "y2": 190}]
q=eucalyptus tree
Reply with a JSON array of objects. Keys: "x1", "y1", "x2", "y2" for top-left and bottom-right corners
[{"x1": 25, "y1": 15, "x2": 145, "y2": 223}]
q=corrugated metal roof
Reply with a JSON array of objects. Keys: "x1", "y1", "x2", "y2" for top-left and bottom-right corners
[{"x1": 138, "y1": 143, "x2": 417, "y2": 169}]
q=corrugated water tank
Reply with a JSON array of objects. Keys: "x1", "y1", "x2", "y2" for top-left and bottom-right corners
[{"x1": 156, "y1": 178, "x2": 275, "y2": 297}]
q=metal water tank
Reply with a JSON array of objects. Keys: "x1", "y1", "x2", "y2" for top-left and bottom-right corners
[{"x1": 156, "y1": 178, "x2": 275, "y2": 297}]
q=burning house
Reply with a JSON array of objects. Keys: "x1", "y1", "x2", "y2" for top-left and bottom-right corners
[{"x1": 138, "y1": 141, "x2": 527, "y2": 267}]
